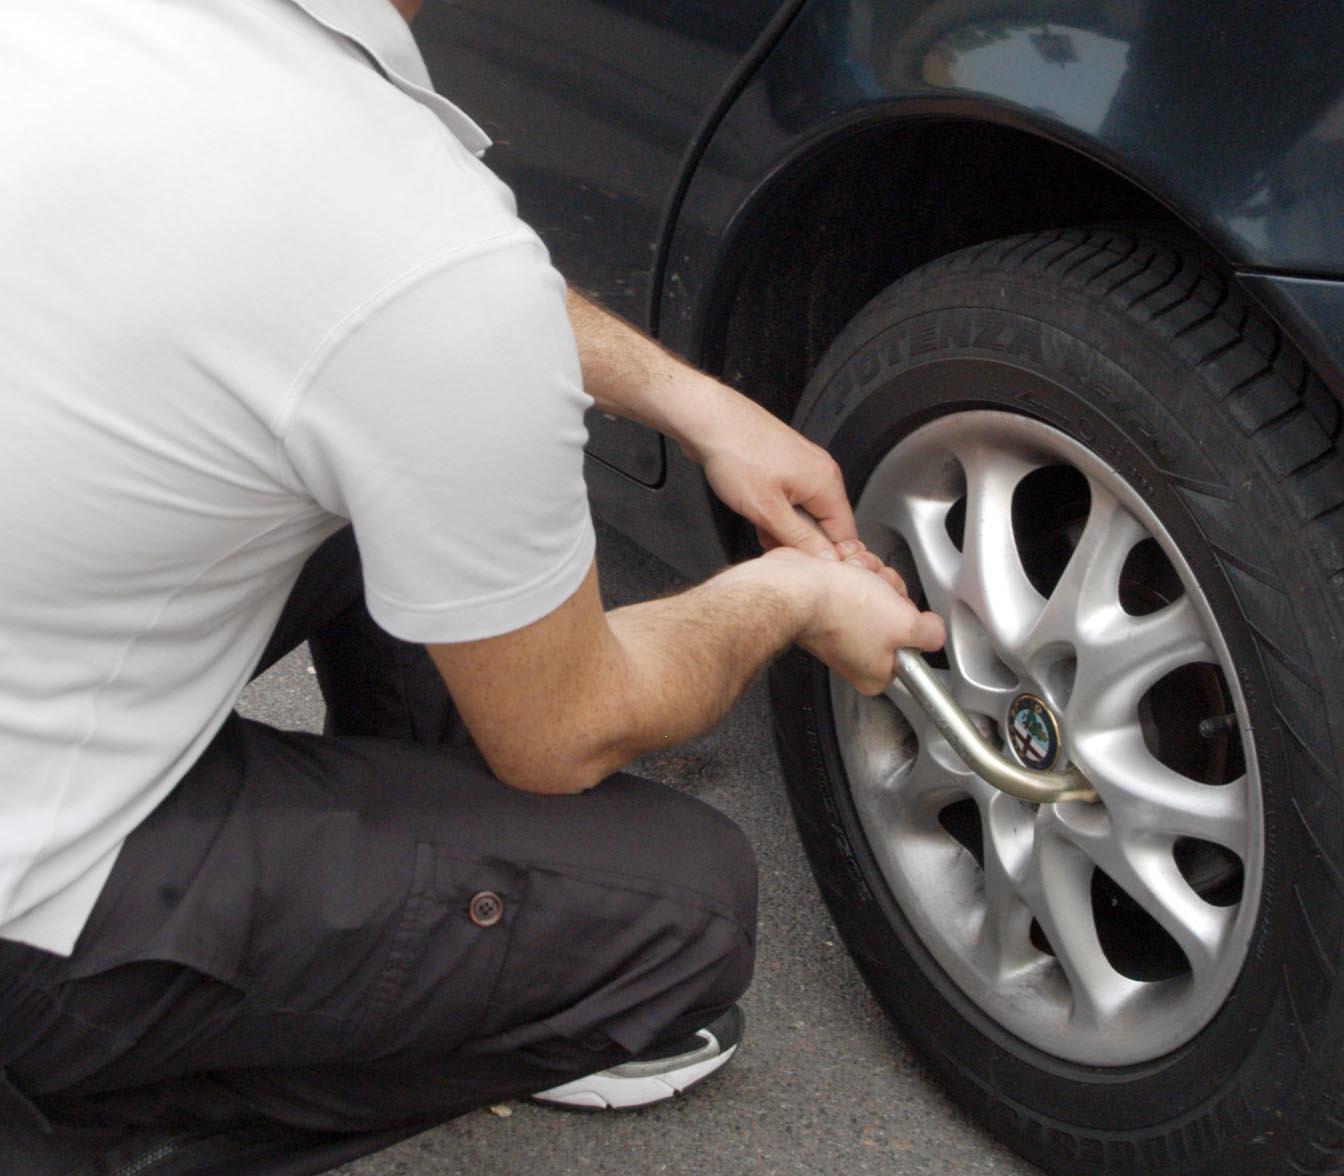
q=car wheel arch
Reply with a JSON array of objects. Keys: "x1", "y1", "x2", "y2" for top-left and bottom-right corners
[{"x1": 668, "y1": 114, "x2": 1325, "y2": 557}]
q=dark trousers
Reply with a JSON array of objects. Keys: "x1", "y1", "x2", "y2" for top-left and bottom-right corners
[{"x1": 0, "y1": 529, "x2": 758, "y2": 1175}]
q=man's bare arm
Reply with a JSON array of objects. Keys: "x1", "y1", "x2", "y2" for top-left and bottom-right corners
[
  {"x1": 428, "y1": 551, "x2": 943, "y2": 796},
  {"x1": 566, "y1": 289, "x2": 859, "y2": 558},
  {"x1": 427, "y1": 288, "x2": 941, "y2": 796}
]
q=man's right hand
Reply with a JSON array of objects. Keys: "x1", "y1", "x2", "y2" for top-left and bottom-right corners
[{"x1": 746, "y1": 547, "x2": 945, "y2": 695}]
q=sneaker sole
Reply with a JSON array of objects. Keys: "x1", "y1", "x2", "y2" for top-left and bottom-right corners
[{"x1": 531, "y1": 1037, "x2": 739, "y2": 1110}]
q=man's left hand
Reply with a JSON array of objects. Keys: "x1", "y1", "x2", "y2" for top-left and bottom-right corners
[
  {"x1": 565, "y1": 288, "x2": 860, "y2": 559},
  {"x1": 684, "y1": 386, "x2": 859, "y2": 560}
]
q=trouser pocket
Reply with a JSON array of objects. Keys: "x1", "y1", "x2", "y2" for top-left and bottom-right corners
[{"x1": 351, "y1": 843, "x2": 520, "y2": 1059}]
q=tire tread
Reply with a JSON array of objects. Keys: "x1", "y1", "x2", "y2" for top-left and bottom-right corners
[{"x1": 933, "y1": 229, "x2": 1344, "y2": 559}]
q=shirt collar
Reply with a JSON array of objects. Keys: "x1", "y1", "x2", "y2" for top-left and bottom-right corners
[{"x1": 282, "y1": 0, "x2": 492, "y2": 156}]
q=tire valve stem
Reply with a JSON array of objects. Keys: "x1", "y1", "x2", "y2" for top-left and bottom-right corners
[{"x1": 1198, "y1": 712, "x2": 1238, "y2": 740}]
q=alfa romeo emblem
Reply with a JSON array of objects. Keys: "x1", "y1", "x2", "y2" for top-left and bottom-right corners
[{"x1": 1007, "y1": 693, "x2": 1061, "y2": 771}]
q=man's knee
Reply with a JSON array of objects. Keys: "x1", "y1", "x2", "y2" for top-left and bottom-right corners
[
  {"x1": 614, "y1": 783, "x2": 758, "y2": 1035},
  {"x1": 502, "y1": 769, "x2": 758, "y2": 950},
  {"x1": 611, "y1": 775, "x2": 757, "y2": 964},
  {"x1": 466, "y1": 776, "x2": 759, "y2": 1055},
  {"x1": 684, "y1": 798, "x2": 758, "y2": 990}
]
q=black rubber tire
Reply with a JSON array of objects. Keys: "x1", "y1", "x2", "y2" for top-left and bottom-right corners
[{"x1": 770, "y1": 226, "x2": 1344, "y2": 1175}]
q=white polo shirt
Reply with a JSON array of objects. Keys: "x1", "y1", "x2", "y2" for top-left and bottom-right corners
[{"x1": 0, "y1": 0, "x2": 595, "y2": 954}]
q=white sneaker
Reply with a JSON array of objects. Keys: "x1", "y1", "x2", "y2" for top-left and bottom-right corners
[{"x1": 531, "y1": 1005, "x2": 744, "y2": 1110}]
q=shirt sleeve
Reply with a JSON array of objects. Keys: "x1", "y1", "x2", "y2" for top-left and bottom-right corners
[{"x1": 278, "y1": 229, "x2": 596, "y2": 643}]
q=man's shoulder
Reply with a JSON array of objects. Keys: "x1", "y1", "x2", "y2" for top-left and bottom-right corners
[
  {"x1": 10, "y1": 1, "x2": 511, "y2": 278},
  {"x1": 2, "y1": 1, "x2": 537, "y2": 448}
]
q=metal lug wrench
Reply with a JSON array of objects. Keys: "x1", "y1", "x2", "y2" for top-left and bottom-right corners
[{"x1": 892, "y1": 649, "x2": 1098, "y2": 804}]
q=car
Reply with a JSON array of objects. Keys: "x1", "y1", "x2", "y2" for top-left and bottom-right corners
[{"x1": 414, "y1": 3, "x2": 1344, "y2": 1173}]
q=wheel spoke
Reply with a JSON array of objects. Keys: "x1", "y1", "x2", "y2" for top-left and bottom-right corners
[
  {"x1": 882, "y1": 492, "x2": 962, "y2": 620},
  {"x1": 974, "y1": 793, "x2": 1041, "y2": 978},
  {"x1": 885, "y1": 738, "x2": 976, "y2": 818},
  {"x1": 1085, "y1": 838, "x2": 1234, "y2": 979},
  {"x1": 1022, "y1": 489, "x2": 1147, "y2": 660},
  {"x1": 955, "y1": 442, "x2": 1045, "y2": 649},
  {"x1": 1076, "y1": 727, "x2": 1250, "y2": 855},
  {"x1": 1069, "y1": 596, "x2": 1212, "y2": 729},
  {"x1": 1023, "y1": 833, "x2": 1142, "y2": 1029}
]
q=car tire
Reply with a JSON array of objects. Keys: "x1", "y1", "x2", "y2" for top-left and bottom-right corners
[{"x1": 770, "y1": 226, "x2": 1344, "y2": 1174}]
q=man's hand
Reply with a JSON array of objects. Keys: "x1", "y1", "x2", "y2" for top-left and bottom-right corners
[
  {"x1": 566, "y1": 289, "x2": 856, "y2": 559},
  {"x1": 685, "y1": 390, "x2": 858, "y2": 560},
  {"x1": 757, "y1": 548, "x2": 945, "y2": 694}
]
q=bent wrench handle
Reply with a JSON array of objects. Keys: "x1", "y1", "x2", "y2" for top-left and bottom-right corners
[{"x1": 893, "y1": 649, "x2": 1098, "y2": 804}]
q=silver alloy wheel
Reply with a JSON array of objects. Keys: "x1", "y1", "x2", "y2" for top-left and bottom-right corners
[{"x1": 831, "y1": 410, "x2": 1263, "y2": 1065}]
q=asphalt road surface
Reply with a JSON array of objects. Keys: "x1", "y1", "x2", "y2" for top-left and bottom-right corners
[{"x1": 237, "y1": 518, "x2": 1039, "y2": 1176}]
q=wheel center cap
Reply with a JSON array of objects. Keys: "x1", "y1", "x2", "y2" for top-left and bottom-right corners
[{"x1": 1006, "y1": 693, "x2": 1062, "y2": 771}]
